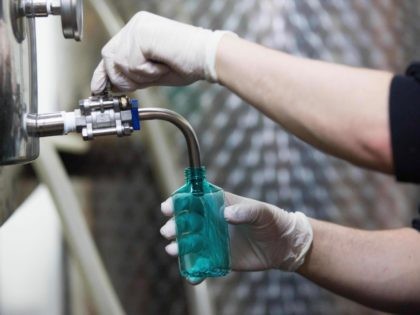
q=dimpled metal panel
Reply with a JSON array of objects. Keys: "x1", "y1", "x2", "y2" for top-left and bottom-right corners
[
  {"x1": 104, "y1": 1, "x2": 420, "y2": 314},
  {"x1": 86, "y1": 139, "x2": 188, "y2": 315}
]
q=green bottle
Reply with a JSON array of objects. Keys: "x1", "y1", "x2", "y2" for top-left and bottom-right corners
[{"x1": 172, "y1": 167, "x2": 231, "y2": 282}]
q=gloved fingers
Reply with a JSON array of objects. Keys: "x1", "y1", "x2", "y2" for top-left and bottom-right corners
[
  {"x1": 103, "y1": 56, "x2": 140, "y2": 92},
  {"x1": 118, "y1": 45, "x2": 197, "y2": 87},
  {"x1": 160, "y1": 218, "x2": 176, "y2": 240},
  {"x1": 101, "y1": 23, "x2": 129, "y2": 57},
  {"x1": 91, "y1": 30, "x2": 123, "y2": 94},
  {"x1": 114, "y1": 59, "x2": 170, "y2": 85},
  {"x1": 91, "y1": 60, "x2": 108, "y2": 95},
  {"x1": 100, "y1": 16, "x2": 170, "y2": 88},
  {"x1": 224, "y1": 192, "x2": 260, "y2": 224},
  {"x1": 165, "y1": 241, "x2": 178, "y2": 256},
  {"x1": 224, "y1": 204, "x2": 260, "y2": 225},
  {"x1": 161, "y1": 197, "x2": 174, "y2": 216},
  {"x1": 224, "y1": 191, "x2": 287, "y2": 227},
  {"x1": 129, "y1": 61, "x2": 170, "y2": 79},
  {"x1": 224, "y1": 191, "x2": 251, "y2": 206},
  {"x1": 96, "y1": 25, "x2": 143, "y2": 92}
]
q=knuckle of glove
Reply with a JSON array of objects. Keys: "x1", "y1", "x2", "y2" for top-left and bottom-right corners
[
  {"x1": 133, "y1": 11, "x2": 150, "y2": 23},
  {"x1": 160, "y1": 218, "x2": 176, "y2": 239},
  {"x1": 131, "y1": 11, "x2": 157, "y2": 38},
  {"x1": 165, "y1": 242, "x2": 178, "y2": 256},
  {"x1": 161, "y1": 198, "x2": 174, "y2": 216}
]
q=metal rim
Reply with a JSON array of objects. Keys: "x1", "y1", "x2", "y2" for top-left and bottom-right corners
[
  {"x1": 9, "y1": 0, "x2": 26, "y2": 42},
  {"x1": 61, "y1": 0, "x2": 83, "y2": 41}
]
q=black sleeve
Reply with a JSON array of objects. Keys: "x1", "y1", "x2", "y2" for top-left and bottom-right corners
[
  {"x1": 389, "y1": 62, "x2": 420, "y2": 183},
  {"x1": 412, "y1": 207, "x2": 420, "y2": 232}
]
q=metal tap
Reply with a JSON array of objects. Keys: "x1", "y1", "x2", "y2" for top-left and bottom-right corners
[
  {"x1": 26, "y1": 93, "x2": 202, "y2": 168},
  {"x1": 15, "y1": 0, "x2": 83, "y2": 41}
]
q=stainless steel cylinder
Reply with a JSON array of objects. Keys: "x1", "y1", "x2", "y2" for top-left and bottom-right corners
[
  {"x1": 0, "y1": 0, "x2": 39, "y2": 165},
  {"x1": 79, "y1": 96, "x2": 119, "y2": 114},
  {"x1": 26, "y1": 112, "x2": 65, "y2": 137},
  {"x1": 60, "y1": 0, "x2": 82, "y2": 40},
  {"x1": 17, "y1": 0, "x2": 83, "y2": 41},
  {"x1": 19, "y1": 0, "x2": 50, "y2": 17}
]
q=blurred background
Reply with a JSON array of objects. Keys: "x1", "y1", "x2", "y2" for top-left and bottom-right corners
[{"x1": 1, "y1": 0, "x2": 420, "y2": 314}]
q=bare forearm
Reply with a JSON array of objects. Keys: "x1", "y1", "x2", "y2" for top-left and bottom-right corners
[
  {"x1": 216, "y1": 35, "x2": 393, "y2": 173},
  {"x1": 298, "y1": 220, "x2": 420, "y2": 313}
]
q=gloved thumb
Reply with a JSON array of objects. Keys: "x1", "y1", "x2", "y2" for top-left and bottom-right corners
[
  {"x1": 91, "y1": 60, "x2": 108, "y2": 94},
  {"x1": 224, "y1": 204, "x2": 260, "y2": 225}
]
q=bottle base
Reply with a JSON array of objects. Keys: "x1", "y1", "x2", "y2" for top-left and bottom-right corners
[{"x1": 181, "y1": 268, "x2": 230, "y2": 279}]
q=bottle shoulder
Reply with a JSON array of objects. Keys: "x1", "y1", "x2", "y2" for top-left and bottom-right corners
[
  {"x1": 171, "y1": 180, "x2": 223, "y2": 195},
  {"x1": 205, "y1": 181, "x2": 223, "y2": 193},
  {"x1": 171, "y1": 183, "x2": 190, "y2": 195}
]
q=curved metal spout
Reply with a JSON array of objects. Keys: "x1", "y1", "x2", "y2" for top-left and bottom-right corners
[{"x1": 138, "y1": 108, "x2": 201, "y2": 168}]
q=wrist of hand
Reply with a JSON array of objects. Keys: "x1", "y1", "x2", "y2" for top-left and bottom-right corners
[
  {"x1": 204, "y1": 30, "x2": 238, "y2": 82},
  {"x1": 279, "y1": 211, "x2": 313, "y2": 272}
]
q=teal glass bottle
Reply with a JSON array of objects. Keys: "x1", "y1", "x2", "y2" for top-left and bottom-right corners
[{"x1": 171, "y1": 167, "x2": 231, "y2": 282}]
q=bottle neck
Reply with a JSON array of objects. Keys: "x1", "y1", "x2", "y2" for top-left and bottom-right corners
[{"x1": 185, "y1": 167, "x2": 206, "y2": 193}]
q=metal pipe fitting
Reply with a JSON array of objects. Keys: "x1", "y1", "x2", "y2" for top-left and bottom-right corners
[
  {"x1": 18, "y1": 0, "x2": 51, "y2": 17},
  {"x1": 25, "y1": 106, "x2": 202, "y2": 168},
  {"x1": 26, "y1": 111, "x2": 76, "y2": 137},
  {"x1": 26, "y1": 112, "x2": 65, "y2": 137}
]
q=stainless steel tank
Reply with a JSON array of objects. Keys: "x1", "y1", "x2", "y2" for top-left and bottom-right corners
[
  {"x1": 0, "y1": 0, "x2": 38, "y2": 165},
  {"x1": 0, "y1": 0, "x2": 83, "y2": 227},
  {"x1": 0, "y1": 0, "x2": 83, "y2": 165}
]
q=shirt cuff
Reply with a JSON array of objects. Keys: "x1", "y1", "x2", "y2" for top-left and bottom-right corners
[{"x1": 389, "y1": 72, "x2": 420, "y2": 183}]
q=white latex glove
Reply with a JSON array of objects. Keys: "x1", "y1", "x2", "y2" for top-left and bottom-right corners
[
  {"x1": 160, "y1": 192, "x2": 313, "y2": 275},
  {"x1": 91, "y1": 11, "x2": 234, "y2": 94}
]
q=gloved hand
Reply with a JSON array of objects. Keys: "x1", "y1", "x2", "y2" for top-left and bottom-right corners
[
  {"x1": 160, "y1": 192, "x2": 313, "y2": 275},
  {"x1": 91, "y1": 11, "x2": 235, "y2": 94}
]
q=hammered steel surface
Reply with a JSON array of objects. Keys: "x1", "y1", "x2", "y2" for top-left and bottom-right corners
[{"x1": 92, "y1": 1, "x2": 420, "y2": 314}]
